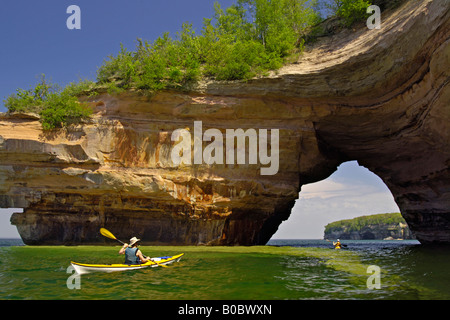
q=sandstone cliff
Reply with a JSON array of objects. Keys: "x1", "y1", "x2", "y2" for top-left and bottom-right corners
[{"x1": 0, "y1": 0, "x2": 449, "y2": 245}]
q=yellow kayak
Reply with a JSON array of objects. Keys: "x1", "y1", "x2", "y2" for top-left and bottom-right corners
[{"x1": 71, "y1": 253, "x2": 184, "y2": 274}]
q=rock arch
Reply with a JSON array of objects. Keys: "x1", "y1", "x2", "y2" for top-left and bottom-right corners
[{"x1": 0, "y1": 0, "x2": 449, "y2": 245}]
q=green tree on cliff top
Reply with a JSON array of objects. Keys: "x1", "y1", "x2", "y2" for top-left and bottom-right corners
[{"x1": 4, "y1": 0, "x2": 374, "y2": 130}]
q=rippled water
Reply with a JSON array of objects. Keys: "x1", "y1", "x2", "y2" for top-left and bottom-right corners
[{"x1": 0, "y1": 239, "x2": 449, "y2": 300}]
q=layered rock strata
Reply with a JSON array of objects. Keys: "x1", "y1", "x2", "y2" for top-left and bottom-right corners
[{"x1": 0, "y1": 0, "x2": 449, "y2": 244}]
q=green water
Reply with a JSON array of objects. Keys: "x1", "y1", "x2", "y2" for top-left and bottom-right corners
[{"x1": 1, "y1": 240, "x2": 449, "y2": 300}]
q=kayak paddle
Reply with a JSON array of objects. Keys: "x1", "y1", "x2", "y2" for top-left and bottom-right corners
[
  {"x1": 100, "y1": 228, "x2": 125, "y2": 245},
  {"x1": 99, "y1": 228, "x2": 167, "y2": 268}
]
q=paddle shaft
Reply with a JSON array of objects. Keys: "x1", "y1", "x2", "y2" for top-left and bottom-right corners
[{"x1": 115, "y1": 238, "x2": 126, "y2": 245}]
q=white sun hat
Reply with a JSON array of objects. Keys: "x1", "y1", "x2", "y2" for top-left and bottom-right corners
[{"x1": 129, "y1": 237, "x2": 141, "y2": 246}]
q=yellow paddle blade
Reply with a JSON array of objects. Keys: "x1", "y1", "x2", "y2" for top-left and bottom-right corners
[
  {"x1": 153, "y1": 260, "x2": 168, "y2": 268},
  {"x1": 100, "y1": 228, "x2": 117, "y2": 240}
]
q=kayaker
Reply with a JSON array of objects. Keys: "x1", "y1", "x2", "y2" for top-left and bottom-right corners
[
  {"x1": 119, "y1": 237, "x2": 152, "y2": 264},
  {"x1": 333, "y1": 239, "x2": 342, "y2": 250}
]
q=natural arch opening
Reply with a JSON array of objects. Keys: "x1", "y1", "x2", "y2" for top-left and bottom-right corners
[
  {"x1": 0, "y1": 208, "x2": 22, "y2": 239},
  {"x1": 271, "y1": 161, "x2": 400, "y2": 240}
]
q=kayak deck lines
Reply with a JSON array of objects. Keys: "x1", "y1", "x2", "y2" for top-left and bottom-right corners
[{"x1": 71, "y1": 253, "x2": 184, "y2": 274}]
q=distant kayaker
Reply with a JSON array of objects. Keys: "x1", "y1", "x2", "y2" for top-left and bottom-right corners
[
  {"x1": 119, "y1": 237, "x2": 152, "y2": 264},
  {"x1": 333, "y1": 239, "x2": 342, "y2": 250}
]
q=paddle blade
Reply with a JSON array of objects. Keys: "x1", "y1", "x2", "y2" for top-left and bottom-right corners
[
  {"x1": 100, "y1": 228, "x2": 117, "y2": 240},
  {"x1": 153, "y1": 260, "x2": 168, "y2": 268}
]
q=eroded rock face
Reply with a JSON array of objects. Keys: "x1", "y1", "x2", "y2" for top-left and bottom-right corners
[{"x1": 1, "y1": 0, "x2": 449, "y2": 244}]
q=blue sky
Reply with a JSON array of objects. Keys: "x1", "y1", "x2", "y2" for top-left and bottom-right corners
[
  {"x1": 0, "y1": 0, "x2": 236, "y2": 112},
  {"x1": 0, "y1": 1, "x2": 399, "y2": 239}
]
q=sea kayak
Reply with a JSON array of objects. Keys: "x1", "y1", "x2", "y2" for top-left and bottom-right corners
[{"x1": 71, "y1": 253, "x2": 184, "y2": 274}]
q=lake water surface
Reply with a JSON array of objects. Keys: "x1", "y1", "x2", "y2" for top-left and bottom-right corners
[{"x1": 1, "y1": 239, "x2": 449, "y2": 300}]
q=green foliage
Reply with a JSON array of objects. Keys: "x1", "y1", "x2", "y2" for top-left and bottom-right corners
[
  {"x1": 39, "y1": 90, "x2": 92, "y2": 131},
  {"x1": 5, "y1": 0, "x2": 376, "y2": 131},
  {"x1": 97, "y1": 25, "x2": 203, "y2": 93},
  {"x1": 3, "y1": 75, "x2": 93, "y2": 130},
  {"x1": 324, "y1": 213, "x2": 406, "y2": 234},
  {"x1": 4, "y1": 75, "x2": 54, "y2": 114},
  {"x1": 96, "y1": 0, "x2": 321, "y2": 88},
  {"x1": 328, "y1": 0, "x2": 372, "y2": 27}
]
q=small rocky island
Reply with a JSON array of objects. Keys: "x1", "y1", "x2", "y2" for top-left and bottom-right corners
[{"x1": 324, "y1": 213, "x2": 415, "y2": 240}]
